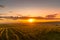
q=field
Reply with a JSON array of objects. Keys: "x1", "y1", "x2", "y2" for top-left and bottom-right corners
[{"x1": 0, "y1": 22, "x2": 60, "y2": 40}]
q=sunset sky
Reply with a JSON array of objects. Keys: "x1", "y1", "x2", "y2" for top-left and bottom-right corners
[{"x1": 0, "y1": 0, "x2": 60, "y2": 17}]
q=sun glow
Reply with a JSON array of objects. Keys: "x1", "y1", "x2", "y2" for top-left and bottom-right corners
[{"x1": 28, "y1": 19, "x2": 35, "y2": 23}]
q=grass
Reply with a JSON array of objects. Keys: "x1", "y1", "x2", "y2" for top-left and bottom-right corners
[{"x1": 0, "y1": 21, "x2": 60, "y2": 40}]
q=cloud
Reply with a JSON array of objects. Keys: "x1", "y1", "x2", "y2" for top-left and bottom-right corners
[
  {"x1": 55, "y1": 14, "x2": 60, "y2": 18},
  {"x1": 46, "y1": 14, "x2": 57, "y2": 19},
  {"x1": 0, "y1": 5, "x2": 5, "y2": 8}
]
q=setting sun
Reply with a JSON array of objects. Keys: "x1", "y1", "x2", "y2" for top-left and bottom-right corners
[{"x1": 28, "y1": 19, "x2": 35, "y2": 23}]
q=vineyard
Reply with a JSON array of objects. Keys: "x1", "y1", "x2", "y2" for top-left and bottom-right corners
[{"x1": 0, "y1": 22, "x2": 60, "y2": 40}]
